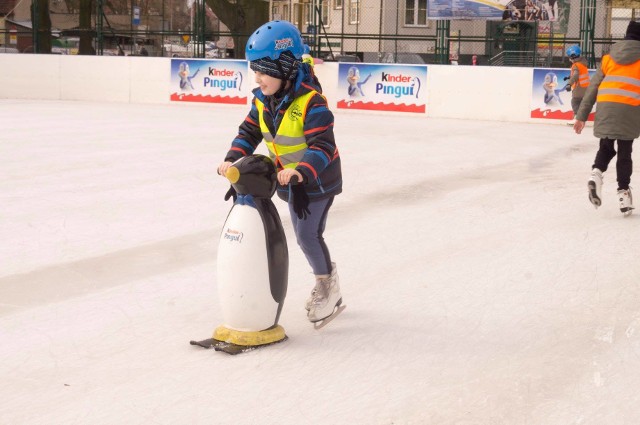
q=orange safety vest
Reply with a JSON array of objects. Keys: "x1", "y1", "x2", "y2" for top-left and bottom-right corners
[
  {"x1": 596, "y1": 55, "x2": 640, "y2": 106},
  {"x1": 572, "y1": 61, "x2": 590, "y2": 90}
]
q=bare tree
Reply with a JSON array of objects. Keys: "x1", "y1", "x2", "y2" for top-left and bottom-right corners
[
  {"x1": 78, "y1": 0, "x2": 94, "y2": 54},
  {"x1": 31, "y1": 0, "x2": 52, "y2": 53},
  {"x1": 205, "y1": 0, "x2": 268, "y2": 58}
]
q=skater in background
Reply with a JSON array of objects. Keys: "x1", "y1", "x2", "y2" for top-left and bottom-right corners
[
  {"x1": 563, "y1": 44, "x2": 590, "y2": 125},
  {"x1": 217, "y1": 20, "x2": 343, "y2": 324},
  {"x1": 302, "y1": 44, "x2": 314, "y2": 67},
  {"x1": 574, "y1": 20, "x2": 640, "y2": 215}
]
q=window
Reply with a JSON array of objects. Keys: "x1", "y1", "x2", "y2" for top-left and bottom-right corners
[
  {"x1": 293, "y1": 3, "x2": 301, "y2": 25},
  {"x1": 272, "y1": 5, "x2": 279, "y2": 20},
  {"x1": 283, "y1": 4, "x2": 290, "y2": 21},
  {"x1": 405, "y1": 0, "x2": 427, "y2": 26},
  {"x1": 335, "y1": 0, "x2": 342, "y2": 10},
  {"x1": 349, "y1": 0, "x2": 359, "y2": 24},
  {"x1": 304, "y1": 2, "x2": 312, "y2": 24},
  {"x1": 320, "y1": 1, "x2": 330, "y2": 26}
]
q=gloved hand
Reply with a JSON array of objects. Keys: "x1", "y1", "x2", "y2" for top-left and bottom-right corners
[
  {"x1": 224, "y1": 186, "x2": 237, "y2": 202},
  {"x1": 563, "y1": 76, "x2": 570, "y2": 81},
  {"x1": 564, "y1": 84, "x2": 572, "y2": 92},
  {"x1": 291, "y1": 184, "x2": 310, "y2": 220}
]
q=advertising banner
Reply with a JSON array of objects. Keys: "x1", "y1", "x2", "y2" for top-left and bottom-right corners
[
  {"x1": 503, "y1": 0, "x2": 572, "y2": 24},
  {"x1": 428, "y1": 0, "x2": 571, "y2": 21},
  {"x1": 530, "y1": 67, "x2": 596, "y2": 120},
  {"x1": 427, "y1": 0, "x2": 509, "y2": 20},
  {"x1": 170, "y1": 59, "x2": 248, "y2": 104},
  {"x1": 336, "y1": 63, "x2": 427, "y2": 114}
]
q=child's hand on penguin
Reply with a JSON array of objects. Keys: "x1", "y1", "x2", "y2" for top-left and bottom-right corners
[{"x1": 277, "y1": 168, "x2": 304, "y2": 186}]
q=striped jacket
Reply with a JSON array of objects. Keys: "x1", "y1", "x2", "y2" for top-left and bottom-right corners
[{"x1": 224, "y1": 63, "x2": 342, "y2": 202}]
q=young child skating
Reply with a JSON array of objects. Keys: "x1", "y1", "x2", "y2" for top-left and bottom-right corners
[
  {"x1": 563, "y1": 45, "x2": 590, "y2": 125},
  {"x1": 217, "y1": 20, "x2": 343, "y2": 323},
  {"x1": 574, "y1": 21, "x2": 640, "y2": 215}
]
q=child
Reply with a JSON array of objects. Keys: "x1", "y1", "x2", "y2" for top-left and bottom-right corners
[
  {"x1": 217, "y1": 20, "x2": 343, "y2": 323},
  {"x1": 563, "y1": 45, "x2": 590, "y2": 125},
  {"x1": 574, "y1": 20, "x2": 640, "y2": 215}
]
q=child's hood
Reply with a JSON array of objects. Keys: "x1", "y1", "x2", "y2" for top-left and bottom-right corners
[{"x1": 608, "y1": 40, "x2": 640, "y2": 65}]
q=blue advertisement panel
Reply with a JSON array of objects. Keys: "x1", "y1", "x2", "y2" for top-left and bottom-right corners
[
  {"x1": 427, "y1": 0, "x2": 509, "y2": 19},
  {"x1": 530, "y1": 67, "x2": 596, "y2": 121},
  {"x1": 170, "y1": 59, "x2": 248, "y2": 104},
  {"x1": 336, "y1": 63, "x2": 427, "y2": 114}
]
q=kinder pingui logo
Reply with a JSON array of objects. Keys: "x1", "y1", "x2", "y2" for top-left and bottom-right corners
[
  {"x1": 375, "y1": 72, "x2": 421, "y2": 99},
  {"x1": 274, "y1": 37, "x2": 294, "y2": 51},
  {"x1": 224, "y1": 228, "x2": 244, "y2": 243},
  {"x1": 203, "y1": 68, "x2": 243, "y2": 92}
]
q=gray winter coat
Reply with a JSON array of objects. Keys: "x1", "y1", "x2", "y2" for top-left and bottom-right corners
[{"x1": 576, "y1": 40, "x2": 640, "y2": 140}]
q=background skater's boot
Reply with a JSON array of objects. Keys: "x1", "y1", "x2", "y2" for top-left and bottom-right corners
[
  {"x1": 307, "y1": 264, "x2": 341, "y2": 323},
  {"x1": 588, "y1": 168, "x2": 603, "y2": 208},
  {"x1": 617, "y1": 188, "x2": 634, "y2": 215}
]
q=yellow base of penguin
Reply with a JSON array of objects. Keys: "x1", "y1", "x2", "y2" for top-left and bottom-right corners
[
  {"x1": 190, "y1": 325, "x2": 287, "y2": 354},
  {"x1": 213, "y1": 325, "x2": 286, "y2": 346}
]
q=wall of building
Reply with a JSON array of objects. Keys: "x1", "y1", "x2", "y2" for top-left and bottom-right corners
[{"x1": 0, "y1": 54, "x2": 541, "y2": 123}]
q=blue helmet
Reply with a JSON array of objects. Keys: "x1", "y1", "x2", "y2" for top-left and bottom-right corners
[
  {"x1": 566, "y1": 45, "x2": 581, "y2": 59},
  {"x1": 303, "y1": 44, "x2": 311, "y2": 55},
  {"x1": 245, "y1": 20, "x2": 305, "y2": 61}
]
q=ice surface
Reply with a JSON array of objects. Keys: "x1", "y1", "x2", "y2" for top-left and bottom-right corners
[{"x1": 2, "y1": 99, "x2": 640, "y2": 425}]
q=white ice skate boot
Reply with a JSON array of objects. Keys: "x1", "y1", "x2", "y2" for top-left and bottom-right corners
[
  {"x1": 307, "y1": 264, "x2": 342, "y2": 323},
  {"x1": 588, "y1": 168, "x2": 603, "y2": 208},
  {"x1": 304, "y1": 262, "x2": 336, "y2": 311},
  {"x1": 617, "y1": 188, "x2": 634, "y2": 215}
]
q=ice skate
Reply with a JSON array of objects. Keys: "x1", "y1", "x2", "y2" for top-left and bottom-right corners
[
  {"x1": 304, "y1": 262, "x2": 336, "y2": 312},
  {"x1": 617, "y1": 188, "x2": 634, "y2": 216},
  {"x1": 307, "y1": 263, "x2": 345, "y2": 328},
  {"x1": 588, "y1": 168, "x2": 603, "y2": 208}
]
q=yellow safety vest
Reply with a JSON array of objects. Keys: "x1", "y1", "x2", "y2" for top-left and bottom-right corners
[
  {"x1": 256, "y1": 90, "x2": 317, "y2": 170},
  {"x1": 597, "y1": 55, "x2": 640, "y2": 107},
  {"x1": 572, "y1": 62, "x2": 590, "y2": 90}
]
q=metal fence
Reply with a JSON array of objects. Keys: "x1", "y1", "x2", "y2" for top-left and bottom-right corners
[{"x1": 0, "y1": 0, "x2": 638, "y2": 67}]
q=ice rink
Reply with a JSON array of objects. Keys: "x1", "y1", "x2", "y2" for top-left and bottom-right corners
[{"x1": 2, "y1": 99, "x2": 640, "y2": 425}]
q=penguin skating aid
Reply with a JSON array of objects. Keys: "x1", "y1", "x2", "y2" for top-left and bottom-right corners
[{"x1": 190, "y1": 155, "x2": 289, "y2": 354}]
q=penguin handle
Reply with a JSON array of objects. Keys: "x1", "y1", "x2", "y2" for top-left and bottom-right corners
[{"x1": 290, "y1": 175, "x2": 300, "y2": 185}]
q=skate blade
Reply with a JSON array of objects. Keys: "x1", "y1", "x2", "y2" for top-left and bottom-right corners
[
  {"x1": 313, "y1": 305, "x2": 346, "y2": 330},
  {"x1": 588, "y1": 182, "x2": 601, "y2": 208},
  {"x1": 189, "y1": 336, "x2": 288, "y2": 354},
  {"x1": 621, "y1": 207, "x2": 634, "y2": 217}
]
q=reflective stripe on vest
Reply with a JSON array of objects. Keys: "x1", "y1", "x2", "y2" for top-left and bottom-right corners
[
  {"x1": 572, "y1": 62, "x2": 590, "y2": 89},
  {"x1": 255, "y1": 90, "x2": 317, "y2": 169},
  {"x1": 597, "y1": 55, "x2": 640, "y2": 106}
]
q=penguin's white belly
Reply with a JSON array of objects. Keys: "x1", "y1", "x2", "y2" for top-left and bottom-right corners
[{"x1": 217, "y1": 204, "x2": 279, "y2": 331}]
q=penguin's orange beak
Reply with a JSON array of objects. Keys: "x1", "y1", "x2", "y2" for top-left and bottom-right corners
[{"x1": 225, "y1": 167, "x2": 240, "y2": 184}]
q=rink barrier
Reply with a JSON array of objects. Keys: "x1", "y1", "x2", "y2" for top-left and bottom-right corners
[{"x1": 0, "y1": 54, "x2": 553, "y2": 123}]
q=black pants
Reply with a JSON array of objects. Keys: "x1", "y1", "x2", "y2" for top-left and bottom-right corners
[{"x1": 593, "y1": 138, "x2": 634, "y2": 190}]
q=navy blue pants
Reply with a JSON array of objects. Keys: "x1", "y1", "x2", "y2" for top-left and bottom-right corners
[
  {"x1": 593, "y1": 138, "x2": 634, "y2": 190},
  {"x1": 288, "y1": 196, "x2": 334, "y2": 275}
]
